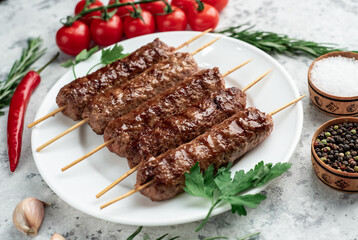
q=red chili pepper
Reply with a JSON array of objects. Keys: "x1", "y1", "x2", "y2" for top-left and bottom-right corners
[{"x1": 7, "y1": 53, "x2": 59, "y2": 172}]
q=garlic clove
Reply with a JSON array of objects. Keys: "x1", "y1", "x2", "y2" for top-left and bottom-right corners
[
  {"x1": 13, "y1": 197, "x2": 49, "y2": 236},
  {"x1": 51, "y1": 233, "x2": 66, "y2": 240}
]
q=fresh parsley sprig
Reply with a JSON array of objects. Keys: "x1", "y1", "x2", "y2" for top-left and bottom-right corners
[
  {"x1": 61, "y1": 44, "x2": 129, "y2": 78},
  {"x1": 217, "y1": 25, "x2": 357, "y2": 58},
  {"x1": 184, "y1": 161, "x2": 292, "y2": 232},
  {"x1": 61, "y1": 46, "x2": 99, "y2": 78},
  {"x1": 0, "y1": 37, "x2": 46, "y2": 115},
  {"x1": 86, "y1": 44, "x2": 130, "y2": 75}
]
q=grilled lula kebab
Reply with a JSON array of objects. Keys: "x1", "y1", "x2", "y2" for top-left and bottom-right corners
[
  {"x1": 36, "y1": 37, "x2": 222, "y2": 151},
  {"x1": 62, "y1": 65, "x2": 252, "y2": 171},
  {"x1": 127, "y1": 71, "x2": 271, "y2": 168},
  {"x1": 96, "y1": 70, "x2": 271, "y2": 198},
  {"x1": 100, "y1": 96, "x2": 304, "y2": 208},
  {"x1": 28, "y1": 29, "x2": 212, "y2": 128},
  {"x1": 82, "y1": 52, "x2": 198, "y2": 134}
]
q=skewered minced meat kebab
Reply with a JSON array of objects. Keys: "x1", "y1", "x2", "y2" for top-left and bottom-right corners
[
  {"x1": 104, "y1": 67, "x2": 225, "y2": 158},
  {"x1": 56, "y1": 38, "x2": 174, "y2": 121},
  {"x1": 137, "y1": 107, "x2": 274, "y2": 201},
  {"x1": 126, "y1": 87, "x2": 247, "y2": 168},
  {"x1": 82, "y1": 52, "x2": 198, "y2": 134}
]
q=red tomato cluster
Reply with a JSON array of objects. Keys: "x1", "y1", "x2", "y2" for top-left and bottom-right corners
[{"x1": 56, "y1": 0, "x2": 227, "y2": 56}]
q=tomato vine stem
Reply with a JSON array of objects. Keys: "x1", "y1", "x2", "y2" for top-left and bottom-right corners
[{"x1": 62, "y1": 0, "x2": 165, "y2": 26}]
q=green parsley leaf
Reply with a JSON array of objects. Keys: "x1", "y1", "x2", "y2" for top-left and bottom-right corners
[
  {"x1": 184, "y1": 161, "x2": 291, "y2": 232},
  {"x1": 101, "y1": 44, "x2": 129, "y2": 65},
  {"x1": 75, "y1": 46, "x2": 99, "y2": 64},
  {"x1": 184, "y1": 163, "x2": 216, "y2": 200},
  {"x1": 60, "y1": 46, "x2": 99, "y2": 78},
  {"x1": 223, "y1": 194, "x2": 267, "y2": 215},
  {"x1": 61, "y1": 59, "x2": 75, "y2": 68},
  {"x1": 255, "y1": 162, "x2": 292, "y2": 187}
]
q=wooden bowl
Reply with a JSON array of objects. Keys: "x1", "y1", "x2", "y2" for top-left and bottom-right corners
[
  {"x1": 308, "y1": 51, "x2": 358, "y2": 117},
  {"x1": 311, "y1": 117, "x2": 358, "y2": 193}
]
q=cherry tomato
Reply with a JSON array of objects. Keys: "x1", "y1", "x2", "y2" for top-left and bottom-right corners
[
  {"x1": 155, "y1": 7, "x2": 187, "y2": 32},
  {"x1": 123, "y1": 10, "x2": 155, "y2": 38},
  {"x1": 56, "y1": 21, "x2": 91, "y2": 56},
  {"x1": 108, "y1": 0, "x2": 136, "y2": 18},
  {"x1": 90, "y1": 15, "x2": 123, "y2": 46},
  {"x1": 171, "y1": 0, "x2": 195, "y2": 14},
  {"x1": 202, "y1": 0, "x2": 228, "y2": 12},
  {"x1": 188, "y1": 3, "x2": 219, "y2": 31},
  {"x1": 140, "y1": 0, "x2": 167, "y2": 15},
  {"x1": 74, "y1": 0, "x2": 103, "y2": 25}
]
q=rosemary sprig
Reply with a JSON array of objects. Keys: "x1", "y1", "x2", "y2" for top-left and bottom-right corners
[
  {"x1": 127, "y1": 226, "x2": 259, "y2": 240},
  {"x1": 0, "y1": 37, "x2": 46, "y2": 115},
  {"x1": 217, "y1": 25, "x2": 357, "y2": 58}
]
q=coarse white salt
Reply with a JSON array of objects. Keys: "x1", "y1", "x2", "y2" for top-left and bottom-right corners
[{"x1": 310, "y1": 55, "x2": 358, "y2": 97}]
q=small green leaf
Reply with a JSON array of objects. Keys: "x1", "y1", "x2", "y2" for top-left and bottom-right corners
[
  {"x1": 75, "y1": 46, "x2": 99, "y2": 64},
  {"x1": 184, "y1": 163, "x2": 211, "y2": 199},
  {"x1": 255, "y1": 162, "x2": 292, "y2": 187},
  {"x1": 223, "y1": 194, "x2": 267, "y2": 215},
  {"x1": 101, "y1": 44, "x2": 129, "y2": 65},
  {"x1": 61, "y1": 59, "x2": 74, "y2": 68},
  {"x1": 213, "y1": 166, "x2": 233, "y2": 196}
]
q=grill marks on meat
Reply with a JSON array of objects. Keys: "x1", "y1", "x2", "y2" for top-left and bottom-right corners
[
  {"x1": 103, "y1": 68, "x2": 225, "y2": 158},
  {"x1": 82, "y1": 52, "x2": 198, "y2": 134},
  {"x1": 56, "y1": 38, "x2": 174, "y2": 120},
  {"x1": 126, "y1": 87, "x2": 247, "y2": 168},
  {"x1": 137, "y1": 108, "x2": 274, "y2": 201}
]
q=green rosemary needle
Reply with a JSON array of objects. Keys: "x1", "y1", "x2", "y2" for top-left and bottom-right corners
[
  {"x1": 0, "y1": 37, "x2": 46, "y2": 115},
  {"x1": 217, "y1": 25, "x2": 357, "y2": 58}
]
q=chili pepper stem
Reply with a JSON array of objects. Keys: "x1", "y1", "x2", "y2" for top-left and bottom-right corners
[{"x1": 37, "y1": 52, "x2": 60, "y2": 74}]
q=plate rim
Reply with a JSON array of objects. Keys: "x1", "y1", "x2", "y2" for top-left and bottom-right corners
[{"x1": 31, "y1": 31, "x2": 303, "y2": 226}]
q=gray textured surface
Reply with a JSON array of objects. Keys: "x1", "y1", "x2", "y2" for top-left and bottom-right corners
[{"x1": 1, "y1": 0, "x2": 358, "y2": 239}]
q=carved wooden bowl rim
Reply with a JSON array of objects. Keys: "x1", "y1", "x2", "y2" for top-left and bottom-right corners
[
  {"x1": 308, "y1": 51, "x2": 358, "y2": 101},
  {"x1": 311, "y1": 117, "x2": 358, "y2": 179}
]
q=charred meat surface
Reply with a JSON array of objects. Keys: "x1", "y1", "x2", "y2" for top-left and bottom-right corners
[
  {"x1": 127, "y1": 87, "x2": 247, "y2": 168},
  {"x1": 82, "y1": 52, "x2": 198, "y2": 134},
  {"x1": 137, "y1": 108, "x2": 274, "y2": 201},
  {"x1": 104, "y1": 68, "x2": 225, "y2": 158},
  {"x1": 56, "y1": 38, "x2": 174, "y2": 120}
]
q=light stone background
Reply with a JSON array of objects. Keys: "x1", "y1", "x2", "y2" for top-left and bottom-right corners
[{"x1": 0, "y1": 0, "x2": 358, "y2": 239}]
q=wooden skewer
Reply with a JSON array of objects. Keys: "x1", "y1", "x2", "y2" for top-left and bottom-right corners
[
  {"x1": 100, "y1": 95, "x2": 305, "y2": 208},
  {"x1": 175, "y1": 28, "x2": 212, "y2": 51},
  {"x1": 100, "y1": 179, "x2": 154, "y2": 210},
  {"x1": 28, "y1": 105, "x2": 67, "y2": 128},
  {"x1": 36, "y1": 119, "x2": 89, "y2": 152},
  {"x1": 190, "y1": 37, "x2": 221, "y2": 55},
  {"x1": 96, "y1": 165, "x2": 140, "y2": 198},
  {"x1": 269, "y1": 95, "x2": 305, "y2": 116},
  {"x1": 28, "y1": 30, "x2": 213, "y2": 129},
  {"x1": 222, "y1": 59, "x2": 253, "y2": 78},
  {"x1": 96, "y1": 67, "x2": 268, "y2": 198},
  {"x1": 242, "y1": 69, "x2": 271, "y2": 92},
  {"x1": 61, "y1": 139, "x2": 114, "y2": 172}
]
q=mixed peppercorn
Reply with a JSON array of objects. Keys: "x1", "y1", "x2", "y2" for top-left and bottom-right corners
[{"x1": 314, "y1": 122, "x2": 358, "y2": 173}]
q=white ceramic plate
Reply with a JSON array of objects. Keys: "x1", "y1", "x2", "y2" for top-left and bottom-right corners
[{"x1": 32, "y1": 31, "x2": 303, "y2": 226}]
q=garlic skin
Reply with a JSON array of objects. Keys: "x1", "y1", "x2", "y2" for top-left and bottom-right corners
[
  {"x1": 51, "y1": 233, "x2": 66, "y2": 240},
  {"x1": 13, "y1": 197, "x2": 48, "y2": 236}
]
